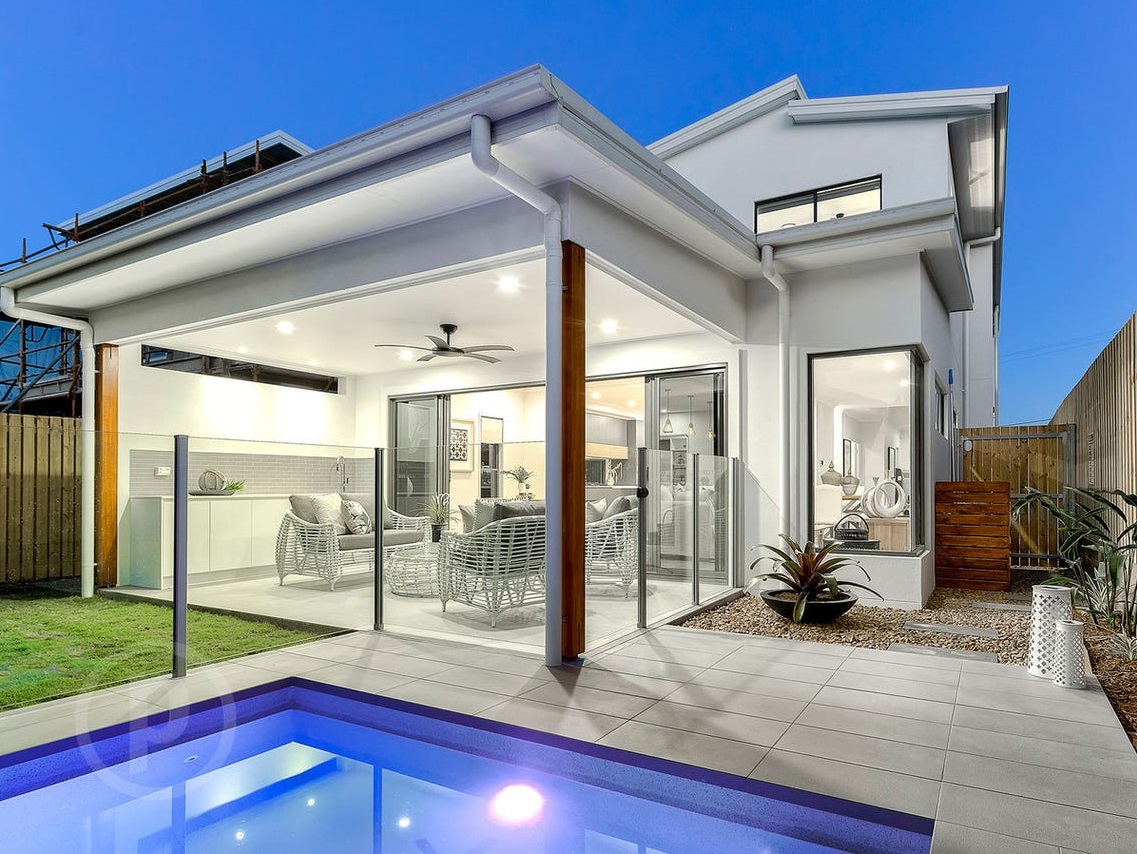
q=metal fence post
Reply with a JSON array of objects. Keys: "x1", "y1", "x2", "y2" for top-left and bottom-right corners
[
  {"x1": 732, "y1": 456, "x2": 744, "y2": 589},
  {"x1": 636, "y1": 447, "x2": 648, "y2": 629},
  {"x1": 374, "y1": 448, "x2": 385, "y2": 631},
  {"x1": 172, "y1": 434, "x2": 188, "y2": 678},
  {"x1": 691, "y1": 453, "x2": 701, "y2": 606}
]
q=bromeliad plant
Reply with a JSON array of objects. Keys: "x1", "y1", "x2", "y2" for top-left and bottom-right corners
[
  {"x1": 747, "y1": 536, "x2": 882, "y2": 623},
  {"x1": 1015, "y1": 487, "x2": 1137, "y2": 658},
  {"x1": 422, "y1": 493, "x2": 456, "y2": 526}
]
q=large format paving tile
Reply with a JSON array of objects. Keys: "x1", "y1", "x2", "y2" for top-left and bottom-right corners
[
  {"x1": 303, "y1": 663, "x2": 413, "y2": 694},
  {"x1": 751, "y1": 750, "x2": 941, "y2": 818},
  {"x1": 465, "y1": 651, "x2": 559, "y2": 681},
  {"x1": 960, "y1": 658, "x2": 1038, "y2": 680},
  {"x1": 425, "y1": 664, "x2": 548, "y2": 697},
  {"x1": 717, "y1": 646, "x2": 845, "y2": 672},
  {"x1": 837, "y1": 655, "x2": 961, "y2": 686},
  {"x1": 382, "y1": 680, "x2": 505, "y2": 716},
  {"x1": 959, "y1": 670, "x2": 1109, "y2": 702},
  {"x1": 116, "y1": 664, "x2": 280, "y2": 709},
  {"x1": 825, "y1": 669, "x2": 958, "y2": 703},
  {"x1": 603, "y1": 640, "x2": 730, "y2": 668},
  {"x1": 956, "y1": 684, "x2": 1120, "y2": 726},
  {"x1": 647, "y1": 626, "x2": 748, "y2": 653},
  {"x1": 519, "y1": 680, "x2": 655, "y2": 718},
  {"x1": 479, "y1": 698, "x2": 625, "y2": 742},
  {"x1": 294, "y1": 646, "x2": 453, "y2": 679},
  {"x1": 706, "y1": 656, "x2": 836, "y2": 685},
  {"x1": 735, "y1": 633, "x2": 854, "y2": 659},
  {"x1": 942, "y1": 751, "x2": 1137, "y2": 819},
  {"x1": 848, "y1": 646, "x2": 964, "y2": 671},
  {"x1": 550, "y1": 667, "x2": 685, "y2": 700},
  {"x1": 930, "y1": 822, "x2": 1060, "y2": 854},
  {"x1": 585, "y1": 653, "x2": 707, "y2": 683},
  {"x1": 685, "y1": 667, "x2": 821, "y2": 702},
  {"x1": 948, "y1": 725, "x2": 1137, "y2": 781},
  {"x1": 813, "y1": 685, "x2": 955, "y2": 724},
  {"x1": 951, "y1": 704, "x2": 1133, "y2": 752},
  {"x1": 600, "y1": 720, "x2": 767, "y2": 777},
  {"x1": 0, "y1": 694, "x2": 166, "y2": 754},
  {"x1": 775, "y1": 724, "x2": 946, "y2": 779},
  {"x1": 662, "y1": 683, "x2": 807, "y2": 723},
  {"x1": 936, "y1": 783, "x2": 1137, "y2": 854},
  {"x1": 634, "y1": 700, "x2": 789, "y2": 746},
  {"x1": 795, "y1": 703, "x2": 951, "y2": 749}
]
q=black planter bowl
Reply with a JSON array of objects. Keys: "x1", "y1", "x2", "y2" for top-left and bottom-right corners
[{"x1": 759, "y1": 589, "x2": 858, "y2": 623}]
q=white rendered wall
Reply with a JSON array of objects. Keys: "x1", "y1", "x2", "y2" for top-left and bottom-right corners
[
  {"x1": 663, "y1": 108, "x2": 955, "y2": 228},
  {"x1": 962, "y1": 242, "x2": 997, "y2": 427}
]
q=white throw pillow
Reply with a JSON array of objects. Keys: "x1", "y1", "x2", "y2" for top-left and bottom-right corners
[
  {"x1": 312, "y1": 493, "x2": 347, "y2": 534},
  {"x1": 584, "y1": 498, "x2": 607, "y2": 523},
  {"x1": 341, "y1": 500, "x2": 372, "y2": 535}
]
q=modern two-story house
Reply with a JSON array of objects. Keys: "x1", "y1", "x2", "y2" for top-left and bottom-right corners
[{"x1": 0, "y1": 67, "x2": 1007, "y2": 665}]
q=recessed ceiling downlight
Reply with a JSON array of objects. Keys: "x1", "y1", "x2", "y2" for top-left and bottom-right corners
[{"x1": 275, "y1": 321, "x2": 295, "y2": 335}]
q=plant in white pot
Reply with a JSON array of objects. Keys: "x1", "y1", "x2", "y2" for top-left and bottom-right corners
[
  {"x1": 503, "y1": 465, "x2": 535, "y2": 500},
  {"x1": 748, "y1": 536, "x2": 881, "y2": 623}
]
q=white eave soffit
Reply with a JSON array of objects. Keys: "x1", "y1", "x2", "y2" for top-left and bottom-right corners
[{"x1": 787, "y1": 87, "x2": 1004, "y2": 124}]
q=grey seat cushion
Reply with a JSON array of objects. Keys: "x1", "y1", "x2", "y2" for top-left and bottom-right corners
[
  {"x1": 336, "y1": 529, "x2": 421, "y2": 551},
  {"x1": 493, "y1": 500, "x2": 546, "y2": 522},
  {"x1": 380, "y1": 529, "x2": 423, "y2": 548}
]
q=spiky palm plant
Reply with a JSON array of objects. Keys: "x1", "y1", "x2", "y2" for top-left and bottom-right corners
[{"x1": 747, "y1": 536, "x2": 881, "y2": 623}]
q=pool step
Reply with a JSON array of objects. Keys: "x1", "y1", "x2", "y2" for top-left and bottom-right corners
[
  {"x1": 971, "y1": 601, "x2": 1032, "y2": 614},
  {"x1": 888, "y1": 642, "x2": 999, "y2": 662},
  {"x1": 902, "y1": 621, "x2": 1002, "y2": 639}
]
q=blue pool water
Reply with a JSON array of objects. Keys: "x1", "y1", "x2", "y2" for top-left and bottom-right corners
[{"x1": 0, "y1": 678, "x2": 932, "y2": 853}]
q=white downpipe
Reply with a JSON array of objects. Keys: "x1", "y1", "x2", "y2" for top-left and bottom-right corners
[
  {"x1": 760, "y1": 245, "x2": 792, "y2": 540},
  {"x1": 1, "y1": 287, "x2": 97, "y2": 598},
  {"x1": 962, "y1": 227, "x2": 1001, "y2": 428},
  {"x1": 470, "y1": 114, "x2": 564, "y2": 667}
]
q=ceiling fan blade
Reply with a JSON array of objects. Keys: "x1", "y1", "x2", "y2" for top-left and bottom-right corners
[
  {"x1": 460, "y1": 345, "x2": 514, "y2": 353},
  {"x1": 462, "y1": 352, "x2": 500, "y2": 364},
  {"x1": 374, "y1": 344, "x2": 432, "y2": 351},
  {"x1": 425, "y1": 335, "x2": 449, "y2": 349},
  {"x1": 416, "y1": 353, "x2": 437, "y2": 362}
]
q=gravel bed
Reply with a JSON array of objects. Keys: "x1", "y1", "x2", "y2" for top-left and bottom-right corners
[{"x1": 681, "y1": 587, "x2": 1030, "y2": 664}]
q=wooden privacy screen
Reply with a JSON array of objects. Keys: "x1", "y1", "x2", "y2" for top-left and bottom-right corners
[
  {"x1": 0, "y1": 413, "x2": 81, "y2": 583},
  {"x1": 935, "y1": 481, "x2": 1011, "y2": 590},
  {"x1": 961, "y1": 424, "x2": 1072, "y2": 566}
]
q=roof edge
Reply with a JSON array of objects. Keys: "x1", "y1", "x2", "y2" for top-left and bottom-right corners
[
  {"x1": 648, "y1": 75, "x2": 807, "y2": 159},
  {"x1": 789, "y1": 85, "x2": 1007, "y2": 124},
  {"x1": 757, "y1": 197, "x2": 958, "y2": 249}
]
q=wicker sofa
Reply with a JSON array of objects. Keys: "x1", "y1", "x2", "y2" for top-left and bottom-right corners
[
  {"x1": 439, "y1": 506, "x2": 545, "y2": 627},
  {"x1": 276, "y1": 492, "x2": 427, "y2": 590}
]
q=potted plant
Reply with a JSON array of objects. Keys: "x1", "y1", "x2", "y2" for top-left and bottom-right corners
[
  {"x1": 422, "y1": 493, "x2": 455, "y2": 543},
  {"x1": 748, "y1": 536, "x2": 881, "y2": 623},
  {"x1": 503, "y1": 465, "x2": 535, "y2": 500}
]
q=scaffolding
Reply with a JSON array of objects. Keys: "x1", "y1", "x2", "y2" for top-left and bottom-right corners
[{"x1": 0, "y1": 318, "x2": 81, "y2": 415}]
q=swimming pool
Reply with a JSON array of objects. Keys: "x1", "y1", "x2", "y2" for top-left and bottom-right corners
[{"x1": 0, "y1": 678, "x2": 932, "y2": 853}]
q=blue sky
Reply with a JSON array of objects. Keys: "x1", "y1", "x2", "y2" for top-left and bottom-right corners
[{"x1": 2, "y1": 1, "x2": 1134, "y2": 423}]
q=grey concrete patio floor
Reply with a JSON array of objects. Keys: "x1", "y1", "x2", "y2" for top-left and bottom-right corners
[{"x1": 2, "y1": 624, "x2": 1133, "y2": 853}]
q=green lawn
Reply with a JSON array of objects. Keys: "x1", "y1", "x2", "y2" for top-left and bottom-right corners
[{"x1": 0, "y1": 591, "x2": 323, "y2": 710}]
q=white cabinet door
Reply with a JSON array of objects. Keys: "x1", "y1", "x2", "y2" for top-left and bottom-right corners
[
  {"x1": 209, "y1": 499, "x2": 253, "y2": 572},
  {"x1": 250, "y1": 498, "x2": 290, "y2": 568}
]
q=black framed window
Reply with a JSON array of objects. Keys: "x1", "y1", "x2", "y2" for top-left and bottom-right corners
[
  {"x1": 756, "y1": 177, "x2": 882, "y2": 233},
  {"x1": 809, "y1": 347, "x2": 924, "y2": 555},
  {"x1": 140, "y1": 345, "x2": 339, "y2": 394}
]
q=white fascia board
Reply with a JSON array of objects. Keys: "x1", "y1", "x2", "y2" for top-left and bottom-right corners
[
  {"x1": 1, "y1": 65, "x2": 559, "y2": 293},
  {"x1": 758, "y1": 198, "x2": 958, "y2": 249},
  {"x1": 788, "y1": 86, "x2": 1006, "y2": 124},
  {"x1": 54, "y1": 131, "x2": 315, "y2": 230},
  {"x1": 648, "y1": 75, "x2": 807, "y2": 159}
]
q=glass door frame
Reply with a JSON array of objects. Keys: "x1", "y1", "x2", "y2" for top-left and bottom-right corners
[{"x1": 388, "y1": 394, "x2": 452, "y2": 513}]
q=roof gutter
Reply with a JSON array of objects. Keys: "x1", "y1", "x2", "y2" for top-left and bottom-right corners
[
  {"x1": 470, "y1": 113, "x2": 565, "y2": 667},
  {"x1": 759, "y1": 245, "x2": 793, "y2": 543},
  {"x1": 0, "y1": 287, "x2": 96, "y2": 598}
]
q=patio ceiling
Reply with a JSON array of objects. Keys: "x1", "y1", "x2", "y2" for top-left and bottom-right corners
[{"x1": 151, "y1": 257, "x2": 704, "y2": 377}]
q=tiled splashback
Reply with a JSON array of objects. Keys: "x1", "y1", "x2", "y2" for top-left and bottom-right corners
[{"x1": 129, "y1": 450, "x2": 375, "y2": 497}]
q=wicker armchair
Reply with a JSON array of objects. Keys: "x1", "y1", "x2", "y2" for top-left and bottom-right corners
[
  {"x1": 584, "y1": 509, "x2": 639, "y2": 597},
  {"x1": 438, "y1": 515, "x2": 545, "y2": 626},
  {"x1": 276, "y1": 508, "x2": 427, "y2": 591}
]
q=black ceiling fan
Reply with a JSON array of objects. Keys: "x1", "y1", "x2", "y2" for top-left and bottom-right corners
[{"x1": 374, "y1": 323, "x2": 514, "y2": 364}]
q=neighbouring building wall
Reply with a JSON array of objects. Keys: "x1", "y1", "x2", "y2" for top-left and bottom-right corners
[
  {"x1": 1052, "y1": 311, "x2": 1137, "y2": 502},
  {"x1": 662, "y1": 108, "x2": 955, "y2": 227}
]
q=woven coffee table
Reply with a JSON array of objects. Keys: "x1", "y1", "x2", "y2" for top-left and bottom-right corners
[{"x1": 385, "y1": 543, "x2": 441, "y2": 597}]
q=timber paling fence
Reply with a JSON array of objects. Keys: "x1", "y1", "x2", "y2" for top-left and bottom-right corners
[
  {"x1": 0, "y1": 413, "x2": 81, "y2": 583},
  {"x1": 959, "y1": 423, "x2": 1073, "y2": 567}
]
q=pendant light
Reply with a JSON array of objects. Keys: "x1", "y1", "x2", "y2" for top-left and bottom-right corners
[
  {"x1": 662, "y1": 388, "x2": 674, "y2": 434},
  {"x1": 686, "y1": 395, "x2": 695, "y2": 437},
  {"x1": 706, "y1": 401, "x2": 716, "y2": 441}
]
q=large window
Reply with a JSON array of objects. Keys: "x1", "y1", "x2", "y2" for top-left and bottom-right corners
[
  {"x1": 140, "y1": 345, "x2": 339, "y2": 394},
  {"x1": 755, "y1": 177, "x2": 882, "y2": 233},
  {"x1": 809, "y1": 348, "x2": 923, "y2": 554}
]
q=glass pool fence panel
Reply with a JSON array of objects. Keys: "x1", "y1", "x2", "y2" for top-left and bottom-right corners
[
  {"x1": 382, "y1": 440, "x2": 544, "y2": 654},
  {"x1": 0, "y1": 426, "x2": 178, "y2": 713},
  {"x1": 584, "y1": 448, "x2": 639, "y2": 648},
  {"x1": 697, "y1": 453, "x2": 736, "y2": 602},
  {"x1": 175, "y1": 435, "x2": 374, "y2": 669},
  {"x1": 638, "y1": 448, "x2": 698, "y2": 627}
]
